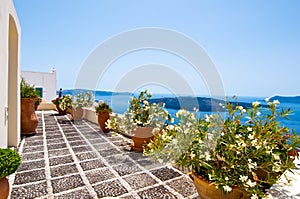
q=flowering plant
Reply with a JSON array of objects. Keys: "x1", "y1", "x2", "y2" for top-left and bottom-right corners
[
  {"x1": 72, "y1": 92, "x2": 94, "y2": 109},
  {"x1": 144, "y1": 98, "x2": 300, "y2": 198},
  {"x1": 52, "y1": 95, "x2": 72, "y2": 112},
  {"x1": 106, "y1": 90, "x2": 173, "y2": 135},
  {"x1": 60, "y1": 95, "x2": 72, "y2": 111},
  {"x1": 52, "y1": 97, "x2": 61, "y2": 105}
]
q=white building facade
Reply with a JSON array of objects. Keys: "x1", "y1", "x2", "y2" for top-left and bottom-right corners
[
  {"x1": 0, "y1": 0, "x2": 21, "y2": 148},
  {"x1": 21, "y1": 68, "x2": 57, "y2": 102}
]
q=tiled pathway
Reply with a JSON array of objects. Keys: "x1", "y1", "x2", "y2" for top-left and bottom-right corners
[{"x1": 9, "y1": 111, "x2": 198, "y2": 199}]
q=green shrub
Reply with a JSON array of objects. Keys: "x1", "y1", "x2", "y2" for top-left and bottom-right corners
[
  {"x1": 95, "y1": 101, "x2": 112, "y2": 114},
  {"x1": 20, "y1": 77, "x2": 39, "y2": 98},
  {"x1": 0, "y1": 148, "x2": 22, "y2": 178}
]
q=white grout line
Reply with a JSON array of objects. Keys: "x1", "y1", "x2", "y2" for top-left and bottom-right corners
[
  {"x1": 42, "y1": 111, "x2": 54, "y2": 199},
  {"x1": 51, "y1": 185, "x2": 90, "y2": 197},
  {"x1": 54, "y1": 115, "x2": 98, "y2": 198},
  {"x1": 10, "y1": 180, "x2": 47, "y2": 188}
]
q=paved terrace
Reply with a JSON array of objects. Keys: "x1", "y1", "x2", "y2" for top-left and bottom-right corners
[{"x1": 9, "y1": 111, "x2": 199, "y2": 199}]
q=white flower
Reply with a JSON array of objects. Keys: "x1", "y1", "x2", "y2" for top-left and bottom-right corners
[
  {"x1": 237, "y1": 106, "x2": 243, "y2": 110},
  {"x1": 172, "y1": 139, "x2": 178, "y2": 145},
  {"x1": 272, "y1": 164, "x2": 281, "y2": 172},
  {"x1": 273, "y1": 99, "x2": 280, "y2": 105},
  {"x1": 205, "y1": 114, "x2": 210, "y2": 122},
  {"x1": 184, "y1": 129, "x2": 189, "y2": 134},
  {"x1": 252, "y1": 101, "x2": 260, "y2": 107},
  {"x1": 247, "y1": 127, "x2": 253, "y2": 132},
  {"x1": 273, "y1": 154, "x2": 280, "y2": 161},
  {"x1": 204, "y1": 151, "x2": 211, "y2": 161},
  {"x1": 225, "y1": 177, "x2": 229, "y2": 181},
  {"x1": 256, "y1": 111, "x2": 261, "y2": 116},
  {"x1": 251, "y1": 194, "x2": 259, "y2": 199},
  {"x1": 248, "y1": 160, "x2": 257, "y2": 171},
  {"x1": 221, "y1": 132, "x2": 225, "y2": 136},
  {"x1": 223, "y1": 185, "x2": 232, "y2": 192},
  {"x1": 248, "y1": 133, "x2": 254, "y2": 140},
  {"x1": 242, "y1": 109, "x2": 246, "y2": 113},
  {"x1": 239, "y1": 175, "x2": 248, "y2": 182},
  {"x1": 246, "y1": 179, "x2": 256, "y2": 187},
  {"x1": 190, "y1": 152, "x2": 196, "y2": 159},
  {"x1": 251, "y1": 139, "x2": 258, "y2": 146},
  {"x1": 265, "y1": 97, "x2": 270, "y2": 102},
  {"x1": 166, "y1": 125, "x2": 174, "y2": 131}
]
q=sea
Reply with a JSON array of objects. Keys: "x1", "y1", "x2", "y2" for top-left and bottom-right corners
[{"x1": 61, "y1": 90, "x2": 300, "y2": 134}]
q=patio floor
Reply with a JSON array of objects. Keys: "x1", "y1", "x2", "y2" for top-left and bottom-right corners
[{"x1": 9, "y1": 111, "x2": 199, "y2": 199}]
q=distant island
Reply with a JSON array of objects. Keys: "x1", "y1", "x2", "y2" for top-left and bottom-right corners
[
  {"x1": 58, "y1": 89, "x2": 299, "y2": 112},
  {"x1": 149, "y1": 97, "x2": 266, "y2": 112},
  {"x1": 270, "y1": 96, "x2": 300, "y2": 104}
]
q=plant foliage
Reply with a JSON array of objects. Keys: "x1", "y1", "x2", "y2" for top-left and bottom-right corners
[
  {"x1": 20, "y1": 78, "x2": 39, "y2": 98},
  {"x1": 0, "y1": 148, "x2": 22, "y2": 178}
]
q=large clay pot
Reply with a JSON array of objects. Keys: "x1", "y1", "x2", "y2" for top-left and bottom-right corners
[
  {"x1": 131, "y1": 127, "x2": 154, "y2": 152},
  {"x1": 71, "y1": 107, "x2": 83, "y2": 120},
  {"x1": 0, "y1": 178, "x2": 9, "y2": 199},
  {"x1": 55, "y1": 104, "x2": 67, "y2": 115},
  {"x1": 21, "y1": 98, "x2": 38, "y2": 135},
  {"x1": 190, "y1": 173, "x2": 249, "y2": 199},
  {"x1": 97, "y1": 112, "x2": 110, "y2": 132}
]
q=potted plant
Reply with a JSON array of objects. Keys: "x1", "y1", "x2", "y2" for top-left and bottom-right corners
[
  {"x1": 95, "y1": 101, "x2": 112, "y2": 132},
  {"x1": 0, "y1": 148, "x2": 21, "y2": 199},
  {"x1": 144, "y1": 98, "x2": 300, "y2": 199},
  {"x1": 71, "y1": 92, "x2": 94, "y2": 120},
  {"x1": 20, "y1": 78, "x2": 39, "y2": 135},
  {"x1": 107, "y1": 90, "x2": 173, "y2": 152},
  {"x1": 52, "y1": 95, "x2": 72, "y2": 115}
]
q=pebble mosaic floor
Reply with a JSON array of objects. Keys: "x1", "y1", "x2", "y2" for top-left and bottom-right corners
[{"x1": 9, "y1": 111, "x2": 199, "y2": 199}]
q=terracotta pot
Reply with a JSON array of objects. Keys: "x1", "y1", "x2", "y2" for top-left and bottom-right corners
[
  {"x1": 71, "y1": 107, "x2": 83, "y2": 120},
  {"x1": 190, "y1": 173, "x2": 249, "y2": 199},
  {"x1": 21, "y1": 98, "x2": 38, "y2": 135},
  {"x1": 56, "y1": 104, "x2": 67, "y2": 115},
  {"x1": 131, "y1": 127, "x2": 154, "y2": 152},
  {"x1": 0, "y1": 178, "x2": 9, "y2": 199},
  {"x1": 97, "y1": 112, "x2": 110, "y2": 132}
]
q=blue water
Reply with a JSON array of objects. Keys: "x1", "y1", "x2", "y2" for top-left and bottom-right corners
[{"x1": 61, "y1": 90, "x2": 300, "y2": 133}]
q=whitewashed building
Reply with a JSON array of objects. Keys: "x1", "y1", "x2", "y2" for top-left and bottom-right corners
[
  {"x1": 21, "y1": 68, "x2": 57, "y2": 102},
  {"x1": 0, "y1": 0, "x2": 21, "y2": 148}
]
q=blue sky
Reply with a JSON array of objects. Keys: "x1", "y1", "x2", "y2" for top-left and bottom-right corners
[{"x1": 14, "y1": 0, "x2": 300, "y2": 97}]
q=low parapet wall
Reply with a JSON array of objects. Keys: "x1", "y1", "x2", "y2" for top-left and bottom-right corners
[
  {"x1": 37, "y1": 102, "x2": 56, "y2": 111},
  {"x1": 83, "y1": 108, "x2": 98, "y2": 124}
]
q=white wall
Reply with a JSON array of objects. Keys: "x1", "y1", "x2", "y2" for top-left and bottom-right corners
[
  {"x1": 0, "y1": 0, "x2": 21, "y2": 148},
  {"x1": 21, "y1": 69, "x2": 57, "y2": 102}
]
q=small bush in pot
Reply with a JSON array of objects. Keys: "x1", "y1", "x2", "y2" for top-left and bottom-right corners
[
  {"x1": 20, "y1": 78, "x2": 39, "y2": 135},
  {"x1": 52, "y1": 95, "x2": 72, "y2": 115},
  {"x1": 20, "y1": 78, "x2": 39, "y2": 99},
  {"x1": 0, "y1": 148, "x2": 21, "y2": 199},
  {"x1": 71, "y1": 92, "x2": 94, "y2": 120},
  {"x1": 95, "y1": 101, "x2": 112, "y2": 132},
  {"x1": 107, "y1": 90, "x2": 173, "y2": 151}
]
